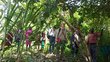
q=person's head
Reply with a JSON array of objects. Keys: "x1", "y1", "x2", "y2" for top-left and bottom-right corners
[
  {"x1": 60, "y1": 22, "x2": 65, "y2": 29},
  {"x1": 90, "y1": 28, "x2": 94, "y2": 33}
]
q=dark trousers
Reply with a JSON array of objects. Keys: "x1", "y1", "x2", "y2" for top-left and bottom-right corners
[
  {"x1": 88, "y1": 44, "x2": 96, "y2": 62},
  {"x1": 71, "y1": 44, "x2": 78, "y2": 56},
  {"x1": 49, "y1": 36, "x2": 55, "y2": 53},
  {"x1": 56, "y1": 40, "x2": 66, "y2": 58}
]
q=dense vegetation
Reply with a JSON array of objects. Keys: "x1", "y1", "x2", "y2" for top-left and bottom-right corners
[{"x1": 0, "y1": 0, "x2": 110, "y2": 62}]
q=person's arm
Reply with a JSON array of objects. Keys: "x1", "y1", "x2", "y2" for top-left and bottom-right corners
[
  {"x1": 40, "y1": 37, "x2": 42, "y2": 41},
  {"x1": 66, "y1": 28, "x2": 71, "y2": 33},
  {"x1": 95, "y1": 29, "x2": 103, "y2": 37},
  {"x1": 85, "y1": 35, "x2": 89, "y2": 44},
  {"x1": 55, "y1": 29, "x2": 58, "y2": 42},
  {"x1": 74, "y1": 33, "x2": 80, "y2": 47},
  {"x1": 95, "y1": 32, "x2": 101, "y2": 37}
]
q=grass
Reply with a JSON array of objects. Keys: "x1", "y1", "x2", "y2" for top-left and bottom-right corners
[{"x1": 0, "y1": 40, "x2": 110, "y2": 62}]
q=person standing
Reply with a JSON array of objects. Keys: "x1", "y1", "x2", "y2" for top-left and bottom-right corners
[
  {"x1": 47, "y1": 26, "x2": 56, "y2": 54},
  {"x1": 56, "y1": 22, "x2": 67, "y2": 60},
  {"x1": 40, "y1": 32, "x2": 45, "y2": 51},
  {"x1": 1, "y1": 32, "x2": 13, "y2": 50},
  {"x1": 70, "y1": 32, "x2": 79, "y2": 57},
  {"x1": 5, "y1": 32, "x2": 13, "y2": 46},
  {"x1": 15, "y1": 29, "x2": 22, "y2": 52},
  {"x1": 87, "y1": 28, "x2": 101, "y2": 62},
  {"x1": 25, "y1": 27, "x2": 32, "y2": 50}
]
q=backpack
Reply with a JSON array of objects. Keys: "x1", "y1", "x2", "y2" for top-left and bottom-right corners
[
  {"x1": 15, "y1": 33, "x2": 20, "y2": 42},
  {"x1": 47, "y1": 31, "x2": 50, "y2": 39},
  {"x1": 56, "y1": 28, "x2": 61, "y2": 42},
  {"x1": 70, "y1": 34, "x2": 74, "y2": 43},
  {"x1": 15, "y1": 30, "x2": 21, "y2": 42},
  {"x1": 70, "y1": 34, "x2": 79, "y2": 49}
]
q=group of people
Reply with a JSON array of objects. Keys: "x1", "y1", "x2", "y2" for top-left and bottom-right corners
[
  {"x1": 47, "y1": 22, "x2": 102, "y2": 62},
  {"x1": 47, "y1": 22, "x2": 81, "y2": 60},
  {"x1": 0, "y1": 22, "x2": 102, "y2": 62},
  {"x1": 0, "y1": 27, "x2": 33, "y2": 52}
]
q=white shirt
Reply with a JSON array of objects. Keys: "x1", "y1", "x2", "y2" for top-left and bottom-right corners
[
  {"x1": 74, "y1": 32, "x2": 80, "y2": 42},
  {"x1": 48, "y1": 28, "x2": 55, "y2": 37},
  {"x1": 56, "y1": 28, "x2": 67, "y2": 40}
]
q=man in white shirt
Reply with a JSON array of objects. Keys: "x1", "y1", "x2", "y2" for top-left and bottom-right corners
[{"x1": 48, "y1": 26, "x2": 56, "y2": 54}]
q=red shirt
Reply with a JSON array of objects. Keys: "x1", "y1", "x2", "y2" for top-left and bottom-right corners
[
  {"x1": 88, "y1": 32, "x2": 100, "y2": 44},
  {"x1": 6, "y1": 32, "x2": 13, "y2": 41},
  {"x1": 5, "y1": 32, "x2": 13, "y2": 46}
]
